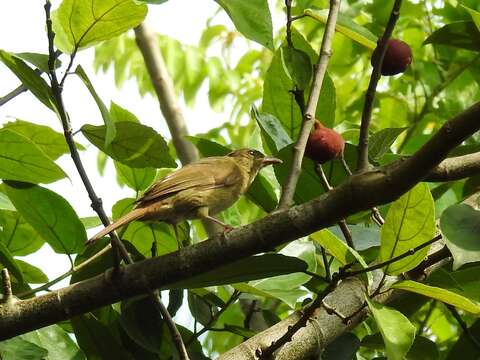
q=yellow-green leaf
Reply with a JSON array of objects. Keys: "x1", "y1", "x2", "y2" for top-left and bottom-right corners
[
  {"x1": 392, "y1": 280, "x2": 480, "y2": 315},
  {"x1": 51, "y1": 0, "x2": 147, "y2": 53},
  {"x1": 379, "y1": 183, "x2": 435, "y2": 275}
]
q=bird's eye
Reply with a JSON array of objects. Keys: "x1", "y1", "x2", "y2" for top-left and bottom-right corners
[{"x1": 248, "y1": 150, "x2": 255, "y2": 156}]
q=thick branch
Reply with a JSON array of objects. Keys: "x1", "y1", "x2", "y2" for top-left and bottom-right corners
[
  {"x1": 357, "y1": 0, "x2": 402, "y2": 171},
  {"x1": 134, "y1": 23, "x2": 198, "y2": 166},
  {"x1": 425, "y1": 152, "x2": 480, "y2": 182},
  {"x1": 278, "y1": 0, "x2": 341, "y2": 209},
  {"x1": 0, "y1": 101, "x2": 479, "y2": 340}
]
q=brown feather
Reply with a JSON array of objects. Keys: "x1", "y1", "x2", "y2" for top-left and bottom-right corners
[
  {"x1": 137, "y1": 157, "x2": 242, "y2": 205},
  {"x1": 87, "y1": 208, "x2": 147, "y2": 244}
]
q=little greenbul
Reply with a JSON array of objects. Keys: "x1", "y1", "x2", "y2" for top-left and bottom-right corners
[{"x1": 87, "y1": 149, "x2": 282, "y2": 246}]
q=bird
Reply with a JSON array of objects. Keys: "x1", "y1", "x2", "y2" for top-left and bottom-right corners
[{"x1": 87, "y1": 148, "x2": 282, "y2": 246}]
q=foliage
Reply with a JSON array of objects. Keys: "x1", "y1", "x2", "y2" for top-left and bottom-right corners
[{"x1": 1, "y1": 0, "x2": 480, "y2": 358}]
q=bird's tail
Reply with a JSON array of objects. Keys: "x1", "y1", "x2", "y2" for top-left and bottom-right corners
[{"x1": 86, "y1": 208, "x2": 146, "y2": 245}]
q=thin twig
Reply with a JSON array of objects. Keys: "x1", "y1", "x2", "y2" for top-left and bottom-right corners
[
  {"x1": 153, "y1": 290, "x2": 190, "y2": 360},
  {"x1": 345, "y1": 234, "x2": 442, "y2": 278},
  {"x1": 320, "y1": 247, "x2": 331, "y2": 282},
  {"x1": 0, "y1": 83, "x2": 27, "y2": 107},
  {"x1": 448, "y1": 305, "x2": 480, "y2": 352},
  {"x1": 340, "y1": 154, "x2": 385, "y2": 225},
  {"x1": 315, "y1": 163, "x2": 355, "y2": 248},
  {"x1": 278, "y1": 0, "x2": 342, "y2": 209},
  {"x1": 285, "y1": 0, "x2": 293, "y2": 47},
  {"x1": 18, "y1": 244, "x2": 112, "y2": 298},
  {"x1": 43, "y1": 4, "x2": 188, "y2": 358},
  {"x1": 357, "y1": 0, "x2": 403, "y2": 172},
  {"x1": 258, "y1": 270, "x2": 342, "y2": 358},
  {"x1": 1, "y1": 269, "x2": 13, "y2": 301}
]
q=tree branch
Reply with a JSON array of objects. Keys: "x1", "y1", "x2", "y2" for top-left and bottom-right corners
[
  {"x1": 0, "y1": 101, "x2": 479, "y2": 341},
  {"x1": 357, "y1": 0, "x2": 403, "y2": 172},
  {"x1": 43, "y1": 5, "x2": 188, "y2": 358},
  {"x1": 425, "y1": 152, "x2": 480, "y2": 182},
  {"x1": 278, "y1": 0, "x2": 341, "y2": 209},
  {"x1": 134, "y1": 23, "x2": 198, "y2": 166}
]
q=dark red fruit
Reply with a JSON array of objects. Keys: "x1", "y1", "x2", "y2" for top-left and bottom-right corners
[
  {"x1": 305, "y1": 121, "x2": 345, "y2": 164},
  {"x1": 371, "y1": 39, "x2": 412, "y2": 76}
]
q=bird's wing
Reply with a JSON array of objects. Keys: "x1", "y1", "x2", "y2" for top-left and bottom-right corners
[{"x1": 137, "y1": 157, "x2": 241, "y2": 204}]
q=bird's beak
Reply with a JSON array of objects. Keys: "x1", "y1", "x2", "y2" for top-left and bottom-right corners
[{"x1": 261, "y1": 157, "x2": 283, "y2": 167}]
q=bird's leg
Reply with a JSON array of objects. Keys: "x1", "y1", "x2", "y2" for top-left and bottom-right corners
[{"x1": 196, "y1": 207, "x2": 234, "y2": 234}]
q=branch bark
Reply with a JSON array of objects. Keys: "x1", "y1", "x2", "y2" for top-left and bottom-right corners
[
  {"x1": 134, "y1": 23, "x2": 198, "y2": 166},
  {"x1": 0, "y1": 101, "x2": 478, "y2": 340},
  {"x1": 425, "y1": 152, "x2": 480, "y2": 182}
]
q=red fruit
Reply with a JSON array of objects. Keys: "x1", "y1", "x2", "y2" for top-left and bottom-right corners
[
  {"x1": 305, "y1": 121, "x2": 345, "y2": 164},
  {"x1": 371, "y1": 39, "x2": 412, "y2": 76}
]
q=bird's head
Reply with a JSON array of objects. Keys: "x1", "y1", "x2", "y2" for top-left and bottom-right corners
[{"x1": 227, "y1": 148, "x2": 282, "y2": 184}]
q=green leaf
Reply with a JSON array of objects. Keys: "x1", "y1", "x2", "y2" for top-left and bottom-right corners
[
  {"x1": 80, "y1": 216, "x2": 102, "y2": 229},
  {"x1": 251, "y1": 106, "x2": 292, "y2": 153},
  {"x1": 216, "y1": 0, "x2": 273, "y2": 50},
  {"x1": 12, "y1": 52, "x2": 60, "y2": 73},
  {"x1": 311, "y1": 229, "x2": 372, "y2": 284},
  {"x1": 0, "y1": 242, "x2": 24, "y2": 284},
  {"x1": 369, "y1": 127, "x2": 407, "y2": 162},
  {"x1": 0, "y1": 192, "x2": 15, "y2": 211},
  {"x1": 81, "y1": 122, "x2": 176, "y2": 169},
  {"x1": 51, "y1": 0, "x2": 147, "y2": 53},
  {"x1": 262, "y1": 32, "x2": 336, "y2": 134},
  {"x1": 329, "y1": 224, "x2": 380, "y2": 251},
  {"x1": 447, "y1": 319, "x2": 480, "y2": 360},
  {"x1": 109, "y1": 101, "x2": 139, "y2": 123},
  {"x1": 392, "y1": 280, "x2": 480, "y2": 315},
  {"x1": 188, "y1": 291, "x2": 214, "y2": 326},
  {"x1": 440, "y1": 204, "x2": 480, "y2": 270},
  {"x1": 166, "y1": 254, "x2": 308, "y2": 290},
  {"x1": 248, "y1": 241, "x2": 315, "y2": 307},
  {"x1": 2, "y1": 119, "x2": 80, "y2": 160},
  {"x1": 114, "y1": 161, "x2": 156, "y2": 192},
  {"x1": 21, "y1": 325, "x2": 84, "y2": 360},
  {"x1": 0, "y1": 50, "x2": 57, "y2": 112},
  {"x1": 72, "y1": 314, "x2": 131, "y2": 360},
  {"x1": 0, "y1": 130, "x2": 66, "y2": 184},
  {"x1": 0, "y1": 210, "x2": 44, "y2": 256},
  {"x1": 281, "y1": 47, "x2": 312, "y2": 90},
  {"x1": 3, "y1": 182, "x2": 86, "y2": 254},
  {"x1": 379, "y1": 183, "x2": 435, "y2": 275},
  {"x1": 120, "y1": 296, "x2": 165, "y2": 354},
  {"x1": 111, "y1": 198, "x2": 180, "y2": 257},
  {"x1": 0, "y1": 337, "x2": 48, "y2": 360},
  {"x1": 75, "y1": 66, "x2": 116, "y2": 148},
  {"x1": 424, "y1": 21, "x2": 480, "y2": 52},
  {"x1": 187, "y1": 136, "x2": 278, "y2": 212},
  {"x1": 120, "y1": 296, "x2": 203, "y2": 358},
  {"x1": 366, "y1": 298, "x2": 416, "y2": 360},
  {"x1": 463, "y1": 5, "x2": 480, "y2": 31},
  {"x1": 16, "y1": 260, "x2": 49, "y2": 284},
  {"x1": 223, "y1": 325, "x2": 256, "y2": 339},
  {"x1": 428, "y1": 266, "x2": 480, "y2": 302},
  {"x1": 304, "y1": 9, "x2": 377, "y2": 50},
  {"x1": 322, "y1": 333, "x2": 360, "y2": 360},
  {"x1": 406, "y1": 336, "x2": 439, "y2": 360}
]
